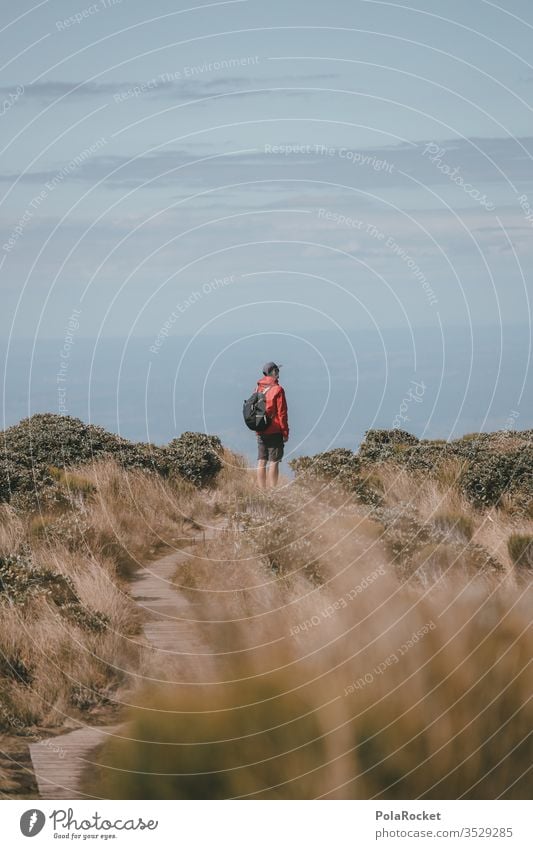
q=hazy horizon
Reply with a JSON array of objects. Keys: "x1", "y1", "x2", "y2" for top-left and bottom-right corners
[{"x1": 3, "y1": 324, "x2": 531, "y2": 464}]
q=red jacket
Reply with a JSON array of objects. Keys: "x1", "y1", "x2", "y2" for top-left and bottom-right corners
[{"x1": 256, "y1": 376, "x2": 289, "y2": 440}]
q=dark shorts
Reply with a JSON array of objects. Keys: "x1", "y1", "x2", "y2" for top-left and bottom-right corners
[{"x1": 257, "y1": 432, "x2": 284, "y2": 462}]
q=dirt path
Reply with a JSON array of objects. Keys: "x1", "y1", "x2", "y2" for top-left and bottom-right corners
[{"x1": 28, "y1": 525, "x2": 224, "y2": 800}]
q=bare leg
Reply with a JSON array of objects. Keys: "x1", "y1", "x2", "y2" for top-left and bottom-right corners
[
  {"x1": 257, "y1": 459, "x2": 267, "y2": 489},
  {"x1": 267, "y1": 461, "x2": 280, "y2": 488}
]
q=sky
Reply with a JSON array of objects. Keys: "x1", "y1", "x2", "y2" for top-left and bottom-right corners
[{"x1": 1, "y1": 0, "x2": 532, "y2": 447}]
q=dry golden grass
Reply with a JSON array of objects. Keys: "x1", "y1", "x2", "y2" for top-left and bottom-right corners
[
  {"x1": 365, "y1": 460, "x2": 533, "y2": 579},
  {"x1": 0, "y1": 504, "x2": 25, "y2": 557},
  {"x1": 0, "y1": 562, "x2": 140, "y2": 732},
  {"x1": 48, "y1": 465, "x2": 96, "y2": 496},
  {"x1": 72, "y1": 458, "x2": 208, "y2": 568},
  {"x1": 90, "y1": 534, "x2": 532, "y2": 798},
  {"x1": 0, "y1": 458, "x2": 209, "y2": 733},
  {"x1": 374, "y1": 462, "x2": 469, "y2": 520},
  {"x1": 1, "y1": 448, "x2": 531, "y2": 799},
  {"x1": 25, "y1": 458, "x2": 209, "y2": 578},
  {"x1": 88, "y1": 461, "x2": 532, "y2": 799}
]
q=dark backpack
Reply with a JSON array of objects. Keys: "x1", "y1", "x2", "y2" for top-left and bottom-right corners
[{"x1": 243, "y1": 384, "x2": 276, "y2": 431}]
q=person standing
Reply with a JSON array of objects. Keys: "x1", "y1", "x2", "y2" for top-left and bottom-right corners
[{"x1": 255, "y1": 362, "x2": 289, "y2": 489}]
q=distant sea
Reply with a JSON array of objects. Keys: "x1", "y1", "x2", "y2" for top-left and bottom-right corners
[{"x1": 2, "y1": 325, "x2": 531, "y2": 465}]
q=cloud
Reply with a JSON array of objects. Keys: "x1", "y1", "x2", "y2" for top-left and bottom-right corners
[
  {"x1": 0, "y1": 72, "x2": 341, "y2": 103},
  {"x1": 3, "y1": 135, "x2": 532, "y2": 193},
  {"x1": 0, "y1": 81, "x2": 120, "y2": 98}
]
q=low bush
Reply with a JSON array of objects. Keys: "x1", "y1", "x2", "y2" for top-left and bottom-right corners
[
  {"x1": 352, "y1": 430, "x2": 532, "y2": 512},
  {"x1": 460, "y1": 452, "x2": 517, "y2": 507},
  {"x1": 3, "y1": 413, "x2": 124, "y2": 468},
  {"x1": 290, "y1": 448, "x2": 382, "y2": 505},
  {"x1": 166, "y1": 432, "x2": 223, "y2": 487},
  {"x1": 358, "y1": 428, "x2": 419, "y2": 463},
  {"x1": 291, "y1": 448, "x2": 359, "y2": 484},
  {"x1": 0, "y1": 415, "x2": 224, "y2": 508}
]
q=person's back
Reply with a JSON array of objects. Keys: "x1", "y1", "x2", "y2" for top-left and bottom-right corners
[{"x1": 255, "y1": 362, "x2": 289, "y2": 488}]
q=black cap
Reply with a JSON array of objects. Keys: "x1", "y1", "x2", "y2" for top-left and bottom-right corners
[{"x1": 262, "y1": 361, "x2": 281, "y2": 375}]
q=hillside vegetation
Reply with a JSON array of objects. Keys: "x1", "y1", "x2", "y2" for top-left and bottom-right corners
[{"x1": 0, "y1": 415, "x2": 531, "y2": 799}]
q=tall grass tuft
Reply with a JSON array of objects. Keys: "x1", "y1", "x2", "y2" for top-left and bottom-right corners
[
  {"x1": 0, "y1": 457, "x2": 207, "y2": 733},
  {"x1": 88, "y1": 464, "x2": 532, "y2": 799}
]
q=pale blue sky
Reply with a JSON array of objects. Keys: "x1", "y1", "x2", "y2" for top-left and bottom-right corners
[
  {"x1": 1, "y1": 0, "x2": 532, "y2": 448},
  {"x1": 1, "y1": 0, "x2": 533, "y2": 337}
]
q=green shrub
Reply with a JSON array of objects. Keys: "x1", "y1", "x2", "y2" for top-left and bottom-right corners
[
  {"x1": 358, "y1": 429, "x2": 419, "y2": 463},
  {"x1": 354, "y1": 430, "x2": 533, "y2": 511},
  {"x1": 357, "y1": 430, "x2": 456, "y2": 474},
  {"x1": 166, "y1": 432, "x2": 223, "y2": 487},
  {"x1": 8, "y1": 482, "x2": 69, "y2": 514},
  {"x1": 460, "y1": 432, "x2": 485, "y2": 443},
  {"x1": 291, "y1": 448, "x2": 359, "y2": 483},
  {"x1": 290, "y1": 448, "x2": 381, "y2": 505},
  {"x1": 402, "y1": 443, "x2": 455, "y2": 472},
  {"x1": 2, "y1": 413, "x2": 123, "y2": 469},
  {"x1": 1, "y1": 414, "x2": 168, "y2": 505},
  {"x1": 459, "y1": 451, "x2": 528, "y2": 508},
  {"x1": 0, "y1": 415, "x2": 225, "y2": 508}
]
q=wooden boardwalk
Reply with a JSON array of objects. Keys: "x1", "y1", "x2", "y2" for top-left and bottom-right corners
[
  {"x1": 28, "y1": 725, "x2": 122, "y2": 800},
  {"x1": 131, "y1": 546, "x2": 213, "y2": 659},
  {"x1": 29, "y1": 526, "x2": 224, "y2": 799}
]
